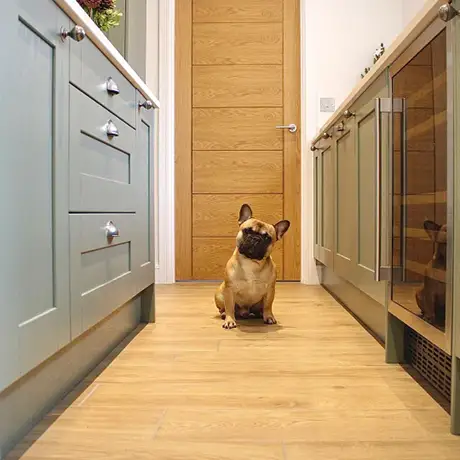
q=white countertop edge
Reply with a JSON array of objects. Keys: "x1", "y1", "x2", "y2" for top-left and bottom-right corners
[
  {"x1": 56, "y1": 0, "x2": 160, "y2": 109},
  {"x1": 311, "y1": 0, "x2": 443, "y2": 146}
]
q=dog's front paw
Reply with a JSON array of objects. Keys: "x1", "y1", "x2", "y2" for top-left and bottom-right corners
[
  {"x1": 222, "y1": 317, "x2": 237, "y2": 329},
  {"x1": 264, "y1": 314, "x2": 277, "y2": 325}
]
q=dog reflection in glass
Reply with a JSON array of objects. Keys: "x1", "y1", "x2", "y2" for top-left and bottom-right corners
[{"x1": 415, "y1": 220, "x2": 447, "y2": 326}]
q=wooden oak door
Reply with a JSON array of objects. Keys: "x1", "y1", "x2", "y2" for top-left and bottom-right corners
[{"x1": 175, "y1": 0, "x2": 301, "y2": 280}]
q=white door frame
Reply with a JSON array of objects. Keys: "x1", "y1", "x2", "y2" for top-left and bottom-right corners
[
  {"x1": 154, "y1": 0, "x2": 175, "y2": 284},
  {"x1": 156, "y1": 0, "x2": 318, "y2": 284}
]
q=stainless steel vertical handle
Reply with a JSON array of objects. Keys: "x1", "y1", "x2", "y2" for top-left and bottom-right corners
[
  {"x1": 374, "y1": 99, "x2": 382, "y2": 282},
  {"x1": 400, "y1": 99, "x2": 408, "y2": 282}
]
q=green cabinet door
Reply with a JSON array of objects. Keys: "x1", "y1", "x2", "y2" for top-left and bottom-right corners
[
  {"x1": 334, "y1": 127, "x2": 356, "y2": 279},
  {"x1": 0, "y1": 0, "x2": 71, "y2": 390},
  {"x1": 352, "y1": 94, "x2": 389, "y2": 305},
  {"x1": 330, "y1": 72, "x2": 390, "y2": 305},
  {"x1": 314, "y1": 138, "x2": 334, "y2": 267},
  {"x1": 134, "y1": 93, "x2": 156, "y2": 292}
]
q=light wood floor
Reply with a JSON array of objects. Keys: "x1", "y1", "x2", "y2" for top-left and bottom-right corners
[{"x1": 8, "y1": 283, "x2": 460, "y2": 459}]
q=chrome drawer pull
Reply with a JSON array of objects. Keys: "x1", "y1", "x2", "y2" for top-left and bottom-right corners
[
  {"x1": 105, "y1": 120, "x2": 119, "y2": 137},
  {"x1": 105, "y1": 221, "x2": 119, "y2": 239},
  {"x1": 139, "y1": 100, "x2": 154, "y2": 110},
  {"x1": 60, "y1": 25, "x2": 86, "y2": 42},
  {"x1": 106, "y1": 77, "x2": 120, "y2": 95}
]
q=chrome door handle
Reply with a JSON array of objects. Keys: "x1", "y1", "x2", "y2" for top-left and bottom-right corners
[
  {"x1": 106, "y1": 77, "x2": 120, "y2": 95},
  {"x1": 105, "y1": 221, "x2": 119, "y2": 239},
  {"x1": 105, "y1": 120, "x2": 119, "y2": 137},
  {"x1": 276, "y1": 123, "x2": 297, "y2": 133}
]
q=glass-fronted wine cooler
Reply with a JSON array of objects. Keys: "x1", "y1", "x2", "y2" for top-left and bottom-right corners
[{"x1": 388, "y1": 20, "x2": 453, "y2": 399}]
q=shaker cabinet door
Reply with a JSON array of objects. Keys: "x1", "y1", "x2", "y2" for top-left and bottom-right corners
[
  {"x1": 0, "y1": 0, "x2": 71, "y2": 391},
  {"x1": 134, "y1": 93, "x2": 155, "y2": 291}
]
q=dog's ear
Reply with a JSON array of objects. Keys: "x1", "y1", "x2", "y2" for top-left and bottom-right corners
[
  {"x1": 238, "y1": 204, "x2": 253, "y2": 225},
  {"x1": 423, "y1": 220, "x2": 442, "y2": 242},
  {"x1": 274, "y1": 220, "x2": 290, "y2": 240}
]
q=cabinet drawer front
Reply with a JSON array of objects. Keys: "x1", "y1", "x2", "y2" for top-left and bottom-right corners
[
  {"x1": 70, "y1": 87, "x2": 136, "y2": 212},
  {"x1": 70, "y1": 34, "x2": 136, "y2": 127},
  {"x1": 70, "y1": 213, "x2": 139, "y2": 337}
]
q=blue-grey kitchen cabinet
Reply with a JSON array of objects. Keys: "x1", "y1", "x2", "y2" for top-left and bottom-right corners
[
  {"x1": 0, "y1": 0, "x2": 72, "y2": 392},
  {"x1": 0, "y1": 0, "x2": 156, "y2": 392}
]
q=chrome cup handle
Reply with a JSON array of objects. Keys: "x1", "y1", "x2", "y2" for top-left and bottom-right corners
[
  {"x1": 105, "y1": 120, "x2": 119, "y2": 137},
  {"x1": 105, "y1": 221, "x2": 119, "y2": 239},
  {"x1": 106, "y1": 77, "x2": 120, "y2": 96}
]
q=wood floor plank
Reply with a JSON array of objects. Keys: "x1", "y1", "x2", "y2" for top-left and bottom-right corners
[{"x1": 7, "y1": 283, "x2": 460, "y2": 459}]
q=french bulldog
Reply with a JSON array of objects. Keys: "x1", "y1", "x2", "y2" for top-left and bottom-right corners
[
  {"x1": 214, "y1": 204, "x2": 290, "y2": 329},
  {"x1": 415, "y1": 220, "x2": 447, "y2": 325}
]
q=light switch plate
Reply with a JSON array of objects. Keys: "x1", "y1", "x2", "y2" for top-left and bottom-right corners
[{"x1": 320, "y1": 97, "x2": 336, "y2": 113}]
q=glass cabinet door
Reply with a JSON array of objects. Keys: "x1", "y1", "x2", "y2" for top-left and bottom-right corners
[{"x1": 391, "y1": 28, "x2": 450, "y2": 338}]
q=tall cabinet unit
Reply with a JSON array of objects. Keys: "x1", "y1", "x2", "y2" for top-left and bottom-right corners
[
  {"x1": 0, "y1": 0, "x2": 72, "y2": 392},
  {"x1": 312, "y1": 1, "x2": 460, "y2": 434},
  {"x1": 388, "y1": 23, "x2": 452, "y2": 355},
  {"x1": 314, "y1": 74, "x2": 391, "y2": 340},
  {"x1": 0, "y1": 0, "x2": 158, "y2": 456}
]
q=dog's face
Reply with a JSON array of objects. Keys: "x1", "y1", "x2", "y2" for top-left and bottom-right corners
[
  {"x1": 424, "y1": 220, "x2": 447, "y2": 267},
  {"x1": 235, "y1": 204, "x2": 290, "y2": 260}
]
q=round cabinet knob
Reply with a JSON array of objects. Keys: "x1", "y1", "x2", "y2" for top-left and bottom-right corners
[
  {"x1": 139, "y1": 100, "x2": 154, "y2": 110},
  {"x1": 105, "y1": 221, "x2": 119, "y2": 239},
  {"x1": 106, "y1": 77, "x2": 120, "y2": 96},
  {"x1": 61, "y1": 25, "x2": 86, "y2": 42},
  {"x1": 343, "y1": 109, "x2": 355, "y2": 119},
  {"x1": 322, "y1": 132, "x2": 331, "y2": 139},
  {"x1": 310, "y1": 144, "x2": 318, "y2": 152},
  {"x1": 439, "y1": 3, "x2": 459, "y2": 22},
  {"x1": 105, "y1": 120, "x2": 119, "y2": 137}
]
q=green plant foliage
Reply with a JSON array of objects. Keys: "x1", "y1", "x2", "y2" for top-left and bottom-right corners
[
  {"x1": 92, "y1": 7, "x2": 123, "y2": 32},
  {"x1": 78, "y1": 0, "x2": 122, "y2": 33}
]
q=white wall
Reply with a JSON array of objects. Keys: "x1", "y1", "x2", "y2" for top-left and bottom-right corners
[
  {"x1": 402, "y1": 0, "x2": 428, "y2": 27},
  {"x1": 146, "y1": 0, "x2": 159, "y2": 97},
  {"x1": 304, "y1": 0, "x2": 426, "y2": 140},
  {"x1": 301, "y1": 0, "x2": 426, "y2": 284}
]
